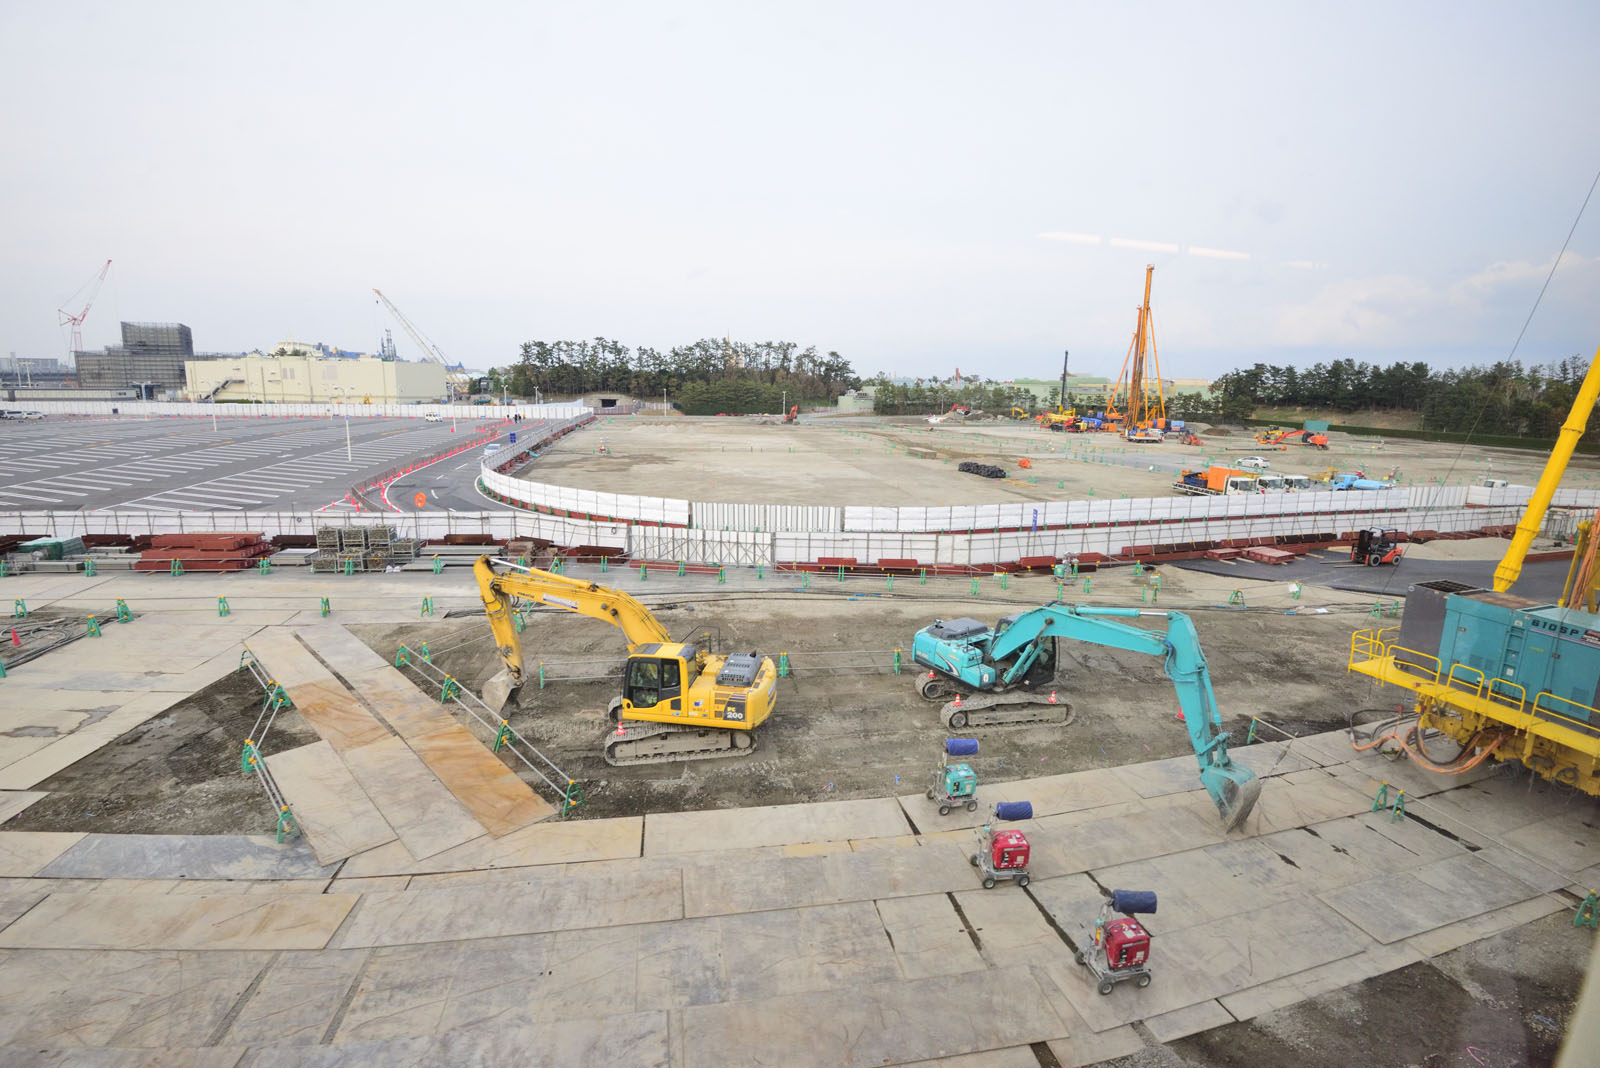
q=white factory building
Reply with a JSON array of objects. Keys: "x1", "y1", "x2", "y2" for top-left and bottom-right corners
[{"x1": 184, "y1": 348, "x2": 449, "y2": 405}]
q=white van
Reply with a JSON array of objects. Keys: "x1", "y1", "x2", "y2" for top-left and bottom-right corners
[{"x1": 483, "y1": 443, "x2": 503, "y2": 456}]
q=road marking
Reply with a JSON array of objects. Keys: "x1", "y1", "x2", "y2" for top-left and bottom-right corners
[{"x1": 0, "y1": 490, "x2": 65, "y2": 502}]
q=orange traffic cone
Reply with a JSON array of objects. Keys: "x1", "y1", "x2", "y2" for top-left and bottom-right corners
[
  {"x1": 1048, "y1": 690, "x2": 1058, "y2": 704},
  {"x1": 953, "y1": 694, "x2": 963, "y2": 707},
  {"x1": 614, "y1": 723, "x2": 627, "y2": 736},
  {"x1": 9, "y1": 628, "x2": 19, "y2": 647},
  {"x1": 1175, "y1": 710, "x2": 1186, "y2": 722}
]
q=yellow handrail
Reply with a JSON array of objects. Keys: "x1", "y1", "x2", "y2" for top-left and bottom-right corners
[
  {"x1": 1532, "y1": 691, "x2": 1600, "y2": 733},
  {"x1": 1446, "y1": 663, "x2": 1487, "y2": 698},
  {"x1": 1487, "y1": 678, "x2": 1527, "y2": 711}
]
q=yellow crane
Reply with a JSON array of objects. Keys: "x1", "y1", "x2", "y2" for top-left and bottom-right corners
[
  {"x1": 475, "y1": 557, "x2": 779, "y2": 766},
  {"x1": 1106, "y1": 265, "x2": 1167, "y2": 432},
  {"x1": 372, "y1": 288, "x2": 473, "y2": 399}
]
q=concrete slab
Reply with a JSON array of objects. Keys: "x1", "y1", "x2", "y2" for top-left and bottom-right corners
[
  {"x1": 1319, "y1": 852, "x2": 1545, "y2": 945},
  {"x1": 874, "y1": 892, "x2": 987, "y2": 979},
  {"x1": 1145, "y1": 998, "x2": 1235, "y2": 1042},
  {"x1": 332, "y1": 867, "x2": 683, "y2": 947},
  {"x1": 679, "y1": 965, "x2": 1069, "y2": 1066},
  {"x1": 897, "y1": 1048, "x2": 1046, "y2": 1068},
  {"x1": 1028, "y1": 804, "x2": 1226, "y2": 879},
  {"x1": 0, "y1": 948, "x2": 273, "y2": 1049},
  {"x1": 0, "y1": 833, "x2": 86, "y2": 877},
  {"x1": 953, "y1": 886, "x2": 1068, "y2": 968},
  {"x1": 0, "y1": 887, "x2": 48, "y2": 932},
  {"x1": 681, "y1": 840, "x2": 975, "y2": 917},
  {"x1": 338, "y1": 736, "x2": 487, "y2": 861},
  {"x1": 717, "y1": 900, "x2": 902, "y2": 1001},
  {"x1": 0, "y1": 1047, "x2": 246, "y2": 1067},
  {"x1": 1046, "y1": 1025, "x2": 1147, "y2": 1068},
  {"x1": 1400, "y1": 894, "x2": 1567, "y2": 958},
  {"x1": 0, "y1": 892, "x2": 356, "y2": 951},
  {"x1": 1047, "y1": 896, "x2": 1372, "y2": 1032},
  {"x1": 404, "y1": 722, "x2": 553, "y2": 836},
  {"x1": 1491, "y1": 814, "x2": 1600, "y2": 879},
  {"x1": 265, "y1": 742, "x2": 397, "y2": 865},
  {"x1": 899, "y1": 765, "x2": 1144, "y2": 832},
  {"x1": 1235, "y1": 767, "x2": 1375, "y2": 835},
  {"x1": 221, "y1": 948, "x2": 371, "y2": 1047},
  {"x1": 36, "y1": 834, "x2": 339, "y2": 881},
  {"x1": 0, "y1": 692, "x2": 189, "y2": 790},
  {"x1": 339, "y1": 813, "x2": 641, "y2": 878},
  {"x1": 261, "y1": 1012, "x2": 670, "y2": 1067},
  {"x1": 645, "y1": 796, "x2": 912, "y2": 856}
]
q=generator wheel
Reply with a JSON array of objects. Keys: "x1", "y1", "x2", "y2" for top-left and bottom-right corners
[
  {"x1": 938, "y1": 804, "x2": 951, "y2": 816},
  {"x1": 1074, "y1": 950, "x2": 1086, "y2": 965},
  {"x1": 1136, "y1": 974, "x2": 1152, "y2": 989},
  {"x1": 966, "y1": 800, "x2": 978, "y2": 812},
  {"x1": 982, "y1": 876, "x2": 996, "y2": 890},
  {"x1": 948, "y1": 711, "x2": 968, "y2": 729},
  {"x1": 1097, "y1": 979, "x2": 1115, "y2": 996},
  {"x1": 969, "y1": 853, "x2": 980, "y2": 867},
  {"x1": 1016, "y1": 873, "x2": 1030, "y2": 888}
]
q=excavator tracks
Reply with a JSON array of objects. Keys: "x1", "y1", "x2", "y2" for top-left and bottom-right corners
[
  {"x1": 602, "y1": 720, "x2": 757, "y2": 767},
  {"x1": 939, "y1": 692, "x2": 1075, "y2": 730}
]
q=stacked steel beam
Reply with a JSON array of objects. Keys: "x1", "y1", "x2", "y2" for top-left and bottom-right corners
[{"x1": 134, "y1": 533, "x2": 273, "y2": 572}]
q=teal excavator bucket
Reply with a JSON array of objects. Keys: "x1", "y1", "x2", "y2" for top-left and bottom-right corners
[{"x1": 1201, "y1": 764, "x2": 1261, "y2": 831}]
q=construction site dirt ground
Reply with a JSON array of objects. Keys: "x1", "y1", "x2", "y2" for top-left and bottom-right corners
[
  {"x1": 9, "y1": 566, "x2": 1385, "y2": 831},
  {"x1": 526, "y1": 415, "x2": 1600, "y2": 504}
]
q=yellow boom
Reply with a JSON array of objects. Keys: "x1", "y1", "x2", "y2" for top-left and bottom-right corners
[{"x1": 1493, "y1": 342, "x2": 1600, "y2": 591}]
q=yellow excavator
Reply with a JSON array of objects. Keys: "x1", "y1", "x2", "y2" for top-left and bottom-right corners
[{"x1": 474, "y1": 556, "x2": 779, "y2": 766}]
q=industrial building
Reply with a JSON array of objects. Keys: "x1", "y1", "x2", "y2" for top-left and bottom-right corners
[
  {"x1": 74, "y1": 322, "x2": 196, "y2": 396},
  {"x1": 184, "y1": 351, "x2": 448, "y2": 404}
]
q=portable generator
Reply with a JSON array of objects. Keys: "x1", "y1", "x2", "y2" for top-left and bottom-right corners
[
  {"x1": 969, "y1": 801, "x2": 1032, "y2": 888},
  {"x1": 927, "y1": 737, "x2": 979, "y2": 815},
  {"x1": 1076, "y1": 889, "x2": 1157, "y2": 995}
]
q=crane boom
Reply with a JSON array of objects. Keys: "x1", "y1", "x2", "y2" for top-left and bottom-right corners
[
  {"x1": 1493, "y1": 342, "x2": 1600, "y2": 592},
  {"x1": 372, "y1": 288, "x2": 470, "y2": 397},
  {"x1": 57, "y1": 259, "x2": 112, "y2": 356}
]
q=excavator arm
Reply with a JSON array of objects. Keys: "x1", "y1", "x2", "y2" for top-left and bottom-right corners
[
  {"x1": 988, "y1": 604, "x2": 1261, "y2": 829},
  {"x1": 474, "y1": 556, "x2": 672, "y2": 710}
]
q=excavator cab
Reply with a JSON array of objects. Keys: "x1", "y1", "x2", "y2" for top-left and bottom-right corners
[{"x1": 621, "y1": 645, "x2": 700, "y2": 716}]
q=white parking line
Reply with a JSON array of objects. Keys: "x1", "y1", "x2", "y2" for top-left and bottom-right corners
[{"x1": 0, "y1": 490, "x2": 65, "y2": 502}]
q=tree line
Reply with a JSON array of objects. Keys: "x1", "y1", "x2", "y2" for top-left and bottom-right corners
[
  {"x1": 487, "y1": 337, "x2": 859, "y2": 415},
  {"x1": 1209, "y1": 355, "x2": 1596, "y2": 439}
]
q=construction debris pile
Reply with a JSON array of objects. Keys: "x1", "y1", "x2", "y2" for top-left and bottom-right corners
[{"x1": 957, "y1": 462, "x2": 1007, "y2": 479}]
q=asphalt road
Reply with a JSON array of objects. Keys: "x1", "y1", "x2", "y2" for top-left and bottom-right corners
[
  {"x1": 0, "y1": 414, "x2": 520, "y2": 513},
  {"x1": 1171, "y1": 545, "x2": 1572, "y2": 602}
]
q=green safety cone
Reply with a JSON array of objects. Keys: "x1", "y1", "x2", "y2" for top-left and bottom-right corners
[
  {"x1": 217, "y1": 596, "x2": 230, "y2": 617},
  {"x1": 320, "y1": 597, "x2": 330, "y2": 617},
  {"x1": 1229, "y1": 589, "x2": 1245, "y2": 607},
  {"x1": 86, "y1": 616, "x2": 101, "y2": 637}
]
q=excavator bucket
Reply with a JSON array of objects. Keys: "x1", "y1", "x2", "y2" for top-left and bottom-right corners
[
  {"x1": 482, "y1": 669, "x2": 519, "y2": 716},
  {"x1": 1203, "y1": 766, "x2": 1262, "y2": 831}
]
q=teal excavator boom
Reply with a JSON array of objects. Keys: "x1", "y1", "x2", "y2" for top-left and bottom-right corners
[{"x1": 912, "y1": 603, "x2": 1261, "y2": 830}]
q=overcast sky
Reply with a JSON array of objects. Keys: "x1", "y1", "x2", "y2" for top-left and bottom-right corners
[{"x1": 4, "y1": 2, "x2": 1599, "y2": 382}]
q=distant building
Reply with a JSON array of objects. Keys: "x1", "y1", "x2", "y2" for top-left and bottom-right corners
[
  {"x1": 184, "y1": 352, "x2": 447, "y2": 404},
  {"x1": 75, "y1": 322, "x2": 197, "y2": 396},
  {"x1": 1005, "y1": 375, "x2": 1209, "y2": 406}
]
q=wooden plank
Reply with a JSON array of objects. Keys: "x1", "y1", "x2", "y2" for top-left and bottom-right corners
[
  {"x1": 295, "y1": 625, "x2": 552, "y2": 837},
  {"x1": 407, "y1": 724, "x2": 555, "y2": 836},
  {"x1": 341, "y1": 736, "x2": 491, "y2": 861},
  {"x1": 245, "y1": 630, "x2": 389, "y2": 751},
  {"x1": 265, "y1": 741, "x2": 397, "y2": 865}
]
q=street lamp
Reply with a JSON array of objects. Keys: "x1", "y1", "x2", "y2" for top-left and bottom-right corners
[{"x1": 333, "y1": 386, "x2": 352, "y2": 461}]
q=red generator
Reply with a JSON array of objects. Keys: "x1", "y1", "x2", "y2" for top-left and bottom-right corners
[
  {"x1": 1103, "y1": 917, "x2": 1151, "y2": 970},
  {"x1": 1076, "y1": 889, "x2": 1157, "y2": 995},
  {"x1": 970, "y1": 801, "x2": 1033, "y2": 888}
]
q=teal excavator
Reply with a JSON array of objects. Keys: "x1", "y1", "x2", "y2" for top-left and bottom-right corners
[{"x1": 911, "y1": 604, "x2": 1262, "y2": 830}]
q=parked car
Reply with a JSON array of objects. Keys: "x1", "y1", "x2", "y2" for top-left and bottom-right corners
[
  {"x1": 1237, "y1": 456, "x2": 1271, "y2": 470},
  {"x1": 0, "y1": 410, "x2": 19, "y2": 420},
  {"x1": 425, "y1": 413, "x2": 443, "y2": 422},
  {"x1": 20, "y1": 411, "x2": 44, "y2": 421},
  {"x1": 483, "y1": 443, "x2": 503, "y2": 456}
]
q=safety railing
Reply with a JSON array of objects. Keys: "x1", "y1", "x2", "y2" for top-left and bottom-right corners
[
  {"x1": 1486, "y1": 678, "x2": 1528, "y2": 711},
  {"x1": 237, "y1": 649, "x2": 300, "y2": 842},
  {"x1": 1531, "y1": 692, "x2": 1600, "y2": 739},
  {"x1": 394, "y1": 647, "x2": 583, "y2": 816}
]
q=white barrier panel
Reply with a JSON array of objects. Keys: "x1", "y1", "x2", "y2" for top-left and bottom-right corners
[
  {"x1": 13, "y1": 400, "x2": 588, "y2": 420},
  {"x1": 691, "y1": 502, "x2": 840, "y2": 533},
  {"x1": 631, "y1": 527, "x2": 773, "y2": 566}
]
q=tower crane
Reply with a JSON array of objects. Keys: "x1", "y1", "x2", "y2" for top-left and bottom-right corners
[
  {"x1": 58, "y1": 259, "x2": 113, "y2": 357},
  {"x1": 371, "y1": 288, "x2": 472, "y2": 399}
]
